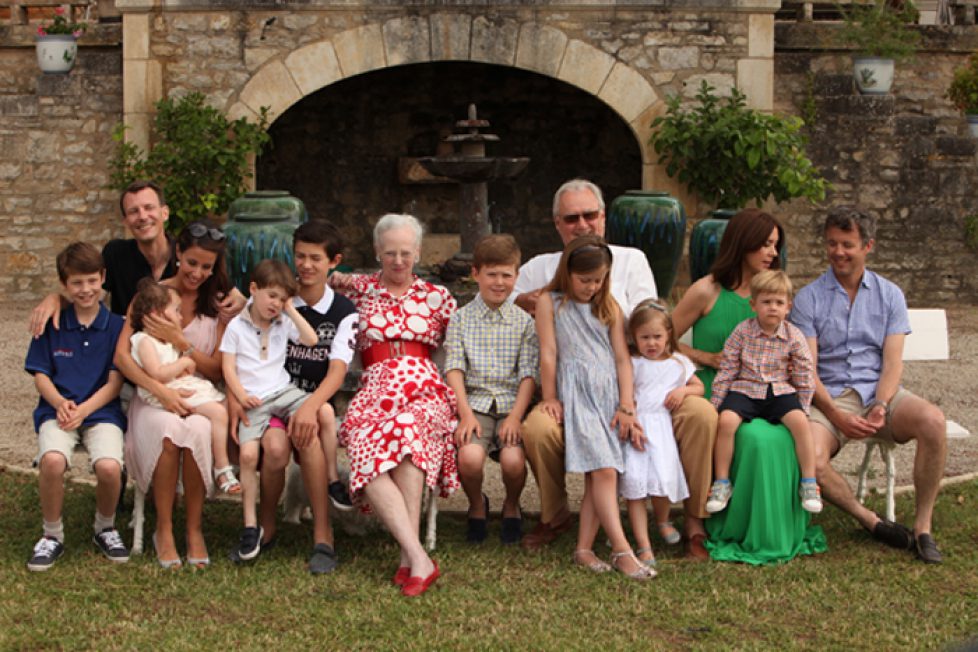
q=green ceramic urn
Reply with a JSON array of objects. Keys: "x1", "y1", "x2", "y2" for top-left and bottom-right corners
[
  {"x1": 606, "y1": 190, "x2": 687, "y2": 298},
  {"x1": 222, "y1": 191, "x2": 308, "y2": 295}
]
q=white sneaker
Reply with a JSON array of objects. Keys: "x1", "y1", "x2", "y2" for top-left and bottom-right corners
[
  {"x1": 705, "y1": 480, "x2": 733, "y2": 513},
  {"x1": 799, "y1": 482, "x2": 823, "y2": 513}
]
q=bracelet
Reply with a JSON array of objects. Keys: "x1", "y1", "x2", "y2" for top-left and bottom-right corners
[
  {"x1": 617, "y1": 405, "x2": 635, "y2": 417},
  {"x1": 181, "y1": 344, "x2": 195, "y2": 358}
]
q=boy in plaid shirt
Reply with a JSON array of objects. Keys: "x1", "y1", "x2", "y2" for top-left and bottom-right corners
[
  {"x1": 705, "y1": 270, "x2": 822, "y2": 514},
  {"x1": 444, "y1": 234, "x2": 539, "y2": 545}
]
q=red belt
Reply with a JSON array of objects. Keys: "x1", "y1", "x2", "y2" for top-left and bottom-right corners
[{"x1": 361, "y1": 340, "x2": 432, "y2": 368}]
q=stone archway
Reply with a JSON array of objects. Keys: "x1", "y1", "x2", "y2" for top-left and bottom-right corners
[{"x1": 225, "y1": 16, "x2": 665, "y2": 189}]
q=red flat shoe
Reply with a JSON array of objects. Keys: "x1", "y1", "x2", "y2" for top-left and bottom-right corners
[
  {"x1": 401, "y1": 560, "x2": 440, "y2": 597},
  {"x1": 392, "y1": 566, "x2": 410, "y2": 587}
]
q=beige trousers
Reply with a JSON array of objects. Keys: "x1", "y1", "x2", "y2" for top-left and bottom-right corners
[{"x1": 521, "y1": 395, "x2": 718, "y2": 523}]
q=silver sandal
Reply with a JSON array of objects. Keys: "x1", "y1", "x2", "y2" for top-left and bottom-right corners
[
  {"x1": 610, "y1": 550, "x2": 656, "y2": 580},
  {"x1": 572, "y1": 549, "x2": 612, "y2": 573},
  {"x1": 634, "y1": 546, "x2": 658, "y2": 568}
]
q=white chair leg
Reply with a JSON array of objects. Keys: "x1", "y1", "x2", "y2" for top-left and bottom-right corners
[
  {"x1": 855, "y1": 440, "x2": 876, "y2": 504},
  {"x1": 423, "y1": 488, "x2": 438, "y2": 552},
  {"x1": 882, "y1": 443, "x2": 897, "y2": 523},
  {"x1": 130, "y1": 486, "x2": 146, "y2": 555}
]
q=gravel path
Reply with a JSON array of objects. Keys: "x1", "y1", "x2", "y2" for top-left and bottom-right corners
[{"x1": 2, "y1": 302, "x2": 975, "y2": 514}]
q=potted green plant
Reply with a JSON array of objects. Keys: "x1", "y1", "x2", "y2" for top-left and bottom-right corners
[
  {"x1": 35, "y1": 7, "x2": 87, "y2": 74},
  {"x1": 109, "y1": 92, "x2": 271, "y2": 234},
  {"x1": 839, "y1": 0, "x2": 920, "y2": 95},
  {"x1": 947, "y1": 53, "x2": 978, "y2": 137},
  {"x1": 650, "y1": 80, "x2": 828, "y2": 281}
]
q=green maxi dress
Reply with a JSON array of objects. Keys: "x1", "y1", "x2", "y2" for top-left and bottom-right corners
[{"x1": 693, "y1": 288, "x2": 827, "y2": 564}]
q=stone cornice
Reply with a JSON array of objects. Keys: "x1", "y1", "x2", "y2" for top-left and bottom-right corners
[
  {"x1": 0, "y1": 24, "x2": 121, "y2": 48},
  {"x1": 114, "y1": 0, "x2": 780, "y2": 12}
]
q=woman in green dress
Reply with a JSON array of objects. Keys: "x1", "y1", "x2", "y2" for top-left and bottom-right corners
[{"x1": 672, "y1": 208, "x2": 826, "y2": 564}]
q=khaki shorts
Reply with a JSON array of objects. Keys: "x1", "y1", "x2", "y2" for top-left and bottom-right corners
[
  {"x1": 35, "y1": 420, "x2": 124, "y2": 470},
  {"x1": 808, "y1": 387, "x2": 915, "y2": 452},
  {"x1": 463, "y1": 411, "x2": 523, "y2": 462}
]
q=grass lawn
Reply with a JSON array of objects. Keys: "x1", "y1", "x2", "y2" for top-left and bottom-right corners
[{"x1": 1, "y1": 467, "x2": 976, "y2": 651}]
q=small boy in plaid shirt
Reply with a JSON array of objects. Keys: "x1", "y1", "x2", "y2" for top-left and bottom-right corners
[
  {"x1": 705, "y1": 270, "x2": 822, "y2": 514},
  {"x1": 443, "y1": 234, "x2": 539, "y2": 545}
]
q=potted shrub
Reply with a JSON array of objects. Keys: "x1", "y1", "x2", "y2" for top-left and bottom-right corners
[
  {"x1": 839, "y1": 0, "x2": 920, "y2": 95},
  {"x1": 35, "y1": 7, "x2": 87, "y2": 74},
  {"x1": 650, "y1": 80, "x2": 828, "y2": 281},
  {"x1": 109, "y1": 92, "x2": 271, "y2": 234},
  {"x1": 947, "y1": 53, "x2": 978, "y2": 137}
]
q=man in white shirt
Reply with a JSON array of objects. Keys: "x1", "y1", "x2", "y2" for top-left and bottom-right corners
[{"x1": 516, "y1": 179, "x2": 718, "y2": 560}]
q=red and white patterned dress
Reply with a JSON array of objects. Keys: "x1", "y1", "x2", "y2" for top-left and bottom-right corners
[{"x1": 340, "y1": 272, "x2": 460, "y2": 502}]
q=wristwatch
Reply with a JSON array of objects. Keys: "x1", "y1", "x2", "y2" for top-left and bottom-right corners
[{"x1": 868, "y1": 399, "x2": 888, "y2": 412}]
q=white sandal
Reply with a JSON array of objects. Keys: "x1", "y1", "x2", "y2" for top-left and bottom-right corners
[
  {"x1": 634, "y1": 546, "x2": 658, "y2": 568},
  {"x1": 610, "y1": 550, "x2": 656, "y2": 580},
  {"x1": 214, "y1": 466, "x2": 241, "y2": 494}
]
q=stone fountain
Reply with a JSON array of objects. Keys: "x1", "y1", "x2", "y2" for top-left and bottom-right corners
[{"x1": 418, "y1": 104, "x2": 529, "y2": 277}]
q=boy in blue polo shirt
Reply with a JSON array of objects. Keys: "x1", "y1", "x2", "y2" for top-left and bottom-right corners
[{"x1": 25, "y1": 242, "x2": 129, "y2": 571}]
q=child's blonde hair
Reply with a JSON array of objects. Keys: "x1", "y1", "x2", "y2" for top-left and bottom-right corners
[
  {"x1": 750, "y1": 269, "x2": 793, "y2": 299},
  {"x1": 628, "y1": 300, "x2": 678, "y2": 358},
  {"x1": 130, "y1": 278, "x2": 179, "y2": 332},
  {"x1": 545, "y1": 235, "x2": 617, "y2": 326}
]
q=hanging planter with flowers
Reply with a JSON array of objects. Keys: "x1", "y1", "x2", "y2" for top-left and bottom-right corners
[{"x1": 35, "y1": 7, "x2": 87, "y2": 74}]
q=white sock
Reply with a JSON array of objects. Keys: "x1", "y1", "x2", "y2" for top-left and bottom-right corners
[
  {"x1": 93, "y1": 511, "x2": 115, "y2": 534},
  {"x1": 43, "y1": 519, "x2": 65, "y2": 543}
]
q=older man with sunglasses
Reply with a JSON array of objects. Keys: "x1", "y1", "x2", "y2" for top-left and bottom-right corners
[{"x1": 514, "y1": 178, "x2": 718, "y2": 560}]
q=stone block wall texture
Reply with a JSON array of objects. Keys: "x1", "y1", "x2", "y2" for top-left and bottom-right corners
[
  {"x1": 0, "y1": 31, "x2": 124, "y2": 302},
  {"x1": 2, "y1": 8, "x2": 977, "y2": 304},
  {"x1": 775, "y1": 25, "x2": 978, "y2": 304}
]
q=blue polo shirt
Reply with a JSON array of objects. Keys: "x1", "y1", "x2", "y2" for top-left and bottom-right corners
[
  {"x1": 790, "y1": 268, "x2": 911, "y2": 404},
  {"x1": 24, "y1": 304, "x2": 127, "y2": 433}
]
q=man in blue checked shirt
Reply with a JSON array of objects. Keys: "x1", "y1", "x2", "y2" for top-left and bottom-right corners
[
  {"x1": 444, "y1": 234, "x2": 539, "y2": 546},
  {"x1": 790, "y1": 205, "x2": 946, "y2": 564}
]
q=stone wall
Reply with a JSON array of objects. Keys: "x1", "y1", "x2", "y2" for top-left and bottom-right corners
[
  {"x1": 0, "y1": 27, "x2": 123, "y2": 301},
  {"x1": 774, "y1": 24, "x2": 978, "y2": 304}
]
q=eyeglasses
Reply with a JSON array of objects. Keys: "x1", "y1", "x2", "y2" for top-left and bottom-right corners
[
  {"x1": 559, "y1": 210, "x2": 602, "y2": 225},
  {"x1": 187, "y1": 223, "x2": 226, "y2": 241}
]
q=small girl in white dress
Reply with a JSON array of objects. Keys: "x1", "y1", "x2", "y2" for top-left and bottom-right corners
[
  {"x1": 621, "y1": 300, "x2": 703, "y2": 567},
  {"x1": 129, "y1": 280, "x2": 239, "y2": 494}
]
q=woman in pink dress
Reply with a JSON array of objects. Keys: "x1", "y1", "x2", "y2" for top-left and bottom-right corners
[
  {"x1": 115, "y1": 220, "x2": 233, "y2": 568},
  {"x1": 331, "y1": 213, "x2": 458, "y2": 597}
]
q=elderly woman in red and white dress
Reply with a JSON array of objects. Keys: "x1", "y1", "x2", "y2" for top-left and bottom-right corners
[{"x1": 330, "y1": 213, "x2": 458, "y2": 597}]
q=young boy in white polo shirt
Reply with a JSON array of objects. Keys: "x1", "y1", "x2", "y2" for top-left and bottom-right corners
[{"x1": 221, "y1": 259, "x2": 318, "y2": 561}]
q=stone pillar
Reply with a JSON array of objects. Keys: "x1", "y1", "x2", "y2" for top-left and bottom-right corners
[
  {"x1": 118, "y1": 0, "x2": 161, "y2": 151},
  {"x1": 738, "y1": 13, "x2": 774, "y2": 112}
]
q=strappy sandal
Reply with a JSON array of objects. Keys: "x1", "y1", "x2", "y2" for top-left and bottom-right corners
[
  {"x1": 610, "y1": 550, "x2": 656, "y2": 580},
  {"x1": 214, "y1": 466, "x2": 241, "y2": 494},
  {"x1": 635, "y1": 546, "x2": 658, "y2": 568},
  {"x1": 657, "y1": 521, "x2": 682, "y2": 545},
  {"x1": 572, "y1": 549, "x2": 612, "y2": 573}
]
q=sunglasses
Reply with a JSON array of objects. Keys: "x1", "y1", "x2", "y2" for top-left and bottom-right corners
[
  {"x1": 559, "y1": 210, "x2": 602, "y2": 225},
  {"x1": 187, "y1": 223, "x2": 226, "y2": 241}
]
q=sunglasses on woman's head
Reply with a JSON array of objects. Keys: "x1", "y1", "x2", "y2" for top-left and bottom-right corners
[{"x1": 187, "y1": 223, "x2": 226, "y2": 241}]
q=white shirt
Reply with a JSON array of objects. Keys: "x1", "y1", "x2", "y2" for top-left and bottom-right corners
[
  {"x1": 513, "y1": 244, "x2": 657, "y2": 317},
  {"x1": 220, "y1": 302, "x2": 301, "y2": 399}
]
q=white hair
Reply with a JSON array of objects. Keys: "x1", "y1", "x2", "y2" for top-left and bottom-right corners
[
  {"x1": 373, "y1": 213, "x2": 424, "y2": 249},
  {"x1": 552, "y1": 178, "x2": 605, "y2": 216}
]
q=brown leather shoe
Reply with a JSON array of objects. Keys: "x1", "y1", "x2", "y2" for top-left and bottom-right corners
[
  {"x1": 521, "y1": 515, "x2": 573, "y2": 551},
  {"x1": 685, "y1": 533, "x2": 709, "y2": 561}
]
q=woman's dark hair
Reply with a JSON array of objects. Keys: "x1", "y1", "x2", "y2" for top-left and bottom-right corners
[
  {"x1": 177, "y1": 219, "x2": 231, "y2": 319},
  {"x1": 546, "y1": 234, "x2": 617, "y2": 326},
  {"x1": 709, "y1": 208, "x2": 785, "y2": 291},
  {"x1": 129, "y1": 278, "x2": 178, "y2": 332}
]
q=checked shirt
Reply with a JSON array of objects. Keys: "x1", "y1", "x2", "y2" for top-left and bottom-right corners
[
  {"x1": 710, "y1": 317, "x2": 815, "y2": 412},
  {"x1": 443, "y1": 294, "x2": 539, "y2": 415}
]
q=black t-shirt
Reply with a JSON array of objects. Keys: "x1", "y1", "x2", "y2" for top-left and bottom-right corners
[
  {"x1": 286, "y1": 292, "x2": 358, "y2": 393},
  {"x1": 101, "y1": 238, "x2": 177, "y2": 315}
]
